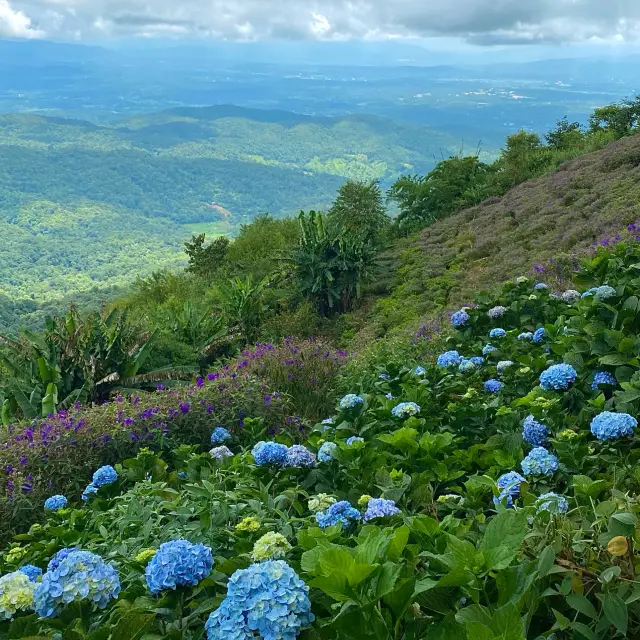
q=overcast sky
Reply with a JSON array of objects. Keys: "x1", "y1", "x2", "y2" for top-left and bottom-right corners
[{"x1": 2, "y1": 0, "x2": 640, "y2": 47}]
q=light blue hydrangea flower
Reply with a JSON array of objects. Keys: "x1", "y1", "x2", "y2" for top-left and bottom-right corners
[
  {"x1": 378, "y1": 372, "x2": 390, "y2": 380},
  {"x1": 205, "y1": 560, "x2": 313, "y2": 640},
  {"x1": 437, "y1": 350, "x2": 462, "y2": 367},
  {"x1": 522, "y1": 415, "x2": 550, "y2": 447},
  {"x1": 385, "y1": 392, "x2": 395, "y2": 400},
  {"x1": 458, "y1": 359, "x2": 477, "y2": 373},
  {"x1": 532, "y1": 328, "x2": 546, "y2": 343},
  {"x1": 594, "y1": 285, "x2": 616, "y2": 301},
  {"x1": 482, "y1": 344, "x2": 497, "y2": 356},
  {"x1": 209, "y1": 446, "x2": 234, "y2": 461},
  {"x1": 496, "y1": 360, "x2": 514, "y2": 375},
  {"x1": 591, "y1": 371, "x2": 617, "y2": 390},
  {"x1": 92, "y1": 465, "x2": 117, "y2": 488},
  {"x1": 517, "y1": 332, "x2": 533, "y2": 341},
  {"x1": 451, "y1": 310, "x2": 470, "y2": 328},
  {"x1": 145, "y1": 540, "x2": 213, "y2": 594},
  {"x1": 489, "y1": 328, "x2": 506, "y2": 338},
  {"x1": 18, "y1": 565, "x2": 42, "y2": 582},
  {"x1": 0, "y1": 571, "x2": 36, "y2": 620},
  {"x1": 251, "y1": 441, "x2": 289, "y2": 467},
  {"x1": 285, "y1": 445, "x2": 316, "y2": 468},
  {"x1": 469, "y1": 356, "x2": 484, "y2": 366},
  {"x1": 47, "y1": 548, "x2": 78, "y2": 572},
  {"x1": 521, "y1": 447, "x2": 559, "y2": 476},
  {"x1": 494, "y1": 471, "x2": 526, "y2": 508},
  {"x1": 210, "y1": 427, "x2": 232, "y2": 445},
  {"x1": 534, "y1": 283, "x2": 548, "y2": 290},
  {"x1": 363, "y1": 498, "x2": 401, "y2": 523},
  {"x1": 339, "y1": 394, "x2": 364, "y2": 410},
  {"x1": 315, "y1": 501, "x2": 361, "y2": 529},
  {"x1": 562, "y1": 290, "x2": 580, "y2": 303},
  {"x1": 590, "y1": 411, "x2": 637, "y2": 441},
  {"x1": 82, "y1": 483, "x2": 98, "y2": 502},
  {"x1": 484, "y1": 379, "x2": 503, "y2": 394},
  {"x1": 582, "y1": 287, "x2": 598, "y2": 298},
  {"x1": 536, "y1": 492, "x2": 569, "y2": 515},
  {"x1": 539, "y1": 364, "x2": 577, "y2": 391},
  {"x1": 321, "y1": 417, "x2": 334, "y2": 426},
  {"x1": 413, "y1": 366, "x2": 426, "y2": 375},
  {"x1": 44, "y1": 495, "x2": 67, "y2": 512},
  {"x1": 317, "y1": 442, "x2": 337, "y2": 463},
  {"x1": 487, "y1": 306, "x2": 506, "y2": 319},
  {"x1": 346, "y1": 436, "x2": 364, "y2": 446},
  {"x1": 391, "y1": 402, "x2": 421, "y2": 418},
  {"x1": 34, "y1": 550, "x2": 120, "y2": 618}
]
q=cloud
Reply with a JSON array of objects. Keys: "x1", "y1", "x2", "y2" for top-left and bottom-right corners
[
  {"x1": 0, "y1": 0, "x2": 43, "y2": 37},
  {"x1": 8, "y1": 0, "x2": 640, "y2": 44}
]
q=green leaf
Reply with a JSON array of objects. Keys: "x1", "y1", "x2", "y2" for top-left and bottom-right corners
[
  {"x1": 603, "y1": 593, "x2": 627, "y2": 635},
  {"x1": 570, "y1": 622, "x2": 598, "y2": 640},
  {"x1": 599, "y1": 353, "x2": 635, "y2": 366},
  {"x1": 565, "y1": 594, "x2": 598, "y2": 620},
  {"x1": 109, "y1": 613, "x2": 155, "y2": 640},
  {"x1": 537, "y1": 545, "x2": 556, "y2": 578},
  {"x1": 375, "y1": 561, "x2": 402, "y2": 598},
  {"x1": 479, "y1": 510, "x2": 527, "y2": 571},
  {"x1": 387, "y1": 525, "x2": 410, "y2": 561}
]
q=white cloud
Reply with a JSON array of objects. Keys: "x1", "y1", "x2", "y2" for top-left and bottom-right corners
[
  {"x1": 8, "y1": 0, "x2": 640, "y2": 44},
  {"x1": 0, "y1": 0, "x2": 43, "y2": 37}
]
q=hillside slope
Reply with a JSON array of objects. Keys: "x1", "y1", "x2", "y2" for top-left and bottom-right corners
[{"x1": 364, "y1": 133, "x2": 640, "y2": 334}]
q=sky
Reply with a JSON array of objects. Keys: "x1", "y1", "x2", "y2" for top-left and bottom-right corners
[{"x1": 2, "y1": 0, "x2": 640, "y2": 51}]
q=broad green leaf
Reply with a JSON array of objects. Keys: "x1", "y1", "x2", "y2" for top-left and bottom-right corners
[
  {"x1": 570, "y1": 622, "x2": 598, "y2": 640},
  {"x1": 537, "y1": 545, "x2": 556, "y2": 578},
  {"x1": 603, "y1": 593, "x2": 627, "y2": 635},
  {"x1": 109, "y1": 613, "x2": 155, "y2": 640},
  {"x1": 479, "y1": 510, "x2": 527, "y2": 571},
  {"x1": 565, "y1": 594, "x2": 598, "y2": 620}
]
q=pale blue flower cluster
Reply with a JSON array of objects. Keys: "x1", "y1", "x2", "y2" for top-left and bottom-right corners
[
  {"x1": 315, "y1": 500, "x2": 361, "y2": 529},
  {"x1": 536, "y1": 492, "x2": 569, "y2": 515},
  {"x1": 391, "y1": 402, "x2": 421, "y2": 418},
  {"x1": 44, "y1": 495, "x2": 67, "y2": 512},
  {"x1": 522, "y1": 415, "x2": 550, "y2": 447},
  {"x1": 34, "y1": 550, "x2": 120, "y2": 618},
  {"x1": 517, "y1": 332, "x2": 533, "y2": 341},
  {"x1": 363, "y1": 498, "x2": 401, "y2": 523},
  {"x1": 285, "y1": 445, "x2": 316, "y2": 468},
  {"x1": 469, "y1": 356, "x2": 484, "y2": 366},
  {"x1": 317, "y1": 442, "x2": 337, "y2": 462},
  {"x1": 211, "y1": 427, "x2": 232, "y2": 444},
  {"x1": 378, "y1": 372, "x2": 390, "y2": 380},
  {"x1": 591, "y1": 371, "x2": 617, "y2": 390},
  {"x1": 205, "y1": 560, "x2": 313, "y2": 640},
  {"x1": 252, "y1": 441, "x2": 289, "y2": 467},
  {"x1": 594, "y1": 285, "x2": 616, "y2": 301},
  {"x1": 489, "y1": 328, "x2": 506, "y2": 338},
  {"x1": 451, "y1": 310, "x2": 470, "y2": 327},
  {"x1": 321, "y1": 417, "x2": 334, "y2": 426},
  {"x1": 210, "y1": 446, "x2": 234, "y2": 461},
  {"x1": 590, "y1": 411, "x2": 637, "y2": 441},
  {"x1": 437, "y1": 350, "x2": 461, "y2": 367},
  {"x1": 482, "y1": 344, "x2": 497, "y2": 356},
  {"x1": 532, "y1": 328, "x2": 546, "y2": 343},
  {"x1": 484, "y1": 379, "x2": 503, "y2": 393},
  {"x1": 82, "y1": 484, "x2": 98, "y2": 502},
  {"x1": 145, "y1": 540, "x2": 213, "y2": 594},
  {"x1": 534, "y1": 283, "x2": 548, "y2": 290},
  {"x1": 346, "y1": 436, "x2": 364, "y2": 446},
  {"x1": 47, "y1": 548, "x2": 78, "y2": 572},
  {"x1": 521, "y1": 447, "x2": 559, "y2": 476},
  {"x1": 496, "y1": 360, "x2": 514, "y2": 374},
  {"x1": 18, "y1": 565, "x2": 42, "y2": 582},
  {"x1": 582, "y1": 287, "x2": 598, "y2": 298},
  {"x1": 386, "y1": 392, "x2": 395, "y2": 400},
  {"x1": 339, "y1": 394, "x2": 364, "y2": 409},
  {"x1": 494, "y1": 471, "x2": 526, "y2": 507},
  {"x1": 413, "y1": 366, "x2": 426, "y2": 375},
  {"x1": 539, "y1": 364, "x2": 577, "y2": 391},
  {"x1": 458, "y1": 359, "x2": 477, "y2": 373},
  {"x1": 92, "y1": 465, "x2": 118, "y2": 488},
  {"x1": 488, "y1": 306, "x2": 506, "y2": 319},
  {"x1": 562, "y1": 290, "x2": 580, "y2": 303}
]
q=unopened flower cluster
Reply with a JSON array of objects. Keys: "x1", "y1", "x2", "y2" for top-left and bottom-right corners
[{"x1": 251, "y1": 532, "x2": 292, "y2": 561}]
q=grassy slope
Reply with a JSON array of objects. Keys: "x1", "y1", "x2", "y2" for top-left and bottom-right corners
[{"x1": 357, "y1": 133, "x2": 640, "y2": 337}]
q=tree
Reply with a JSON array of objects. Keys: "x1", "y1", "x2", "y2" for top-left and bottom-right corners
[
  {"x1": 588, "y1": 96, "x2": 640, "y2": 138},
  {"x1": 216, "y1": 275, "x2": 269, "y2": 344},
  {"x1": 184, "y1": 234, "x2": 230, "y2": 278},
  {"x1": 545, "y1": 117, "x2": 584, "y2": 150},
  {"x1": 328, "y1": 180, "x2": 390, "y2": 244}
]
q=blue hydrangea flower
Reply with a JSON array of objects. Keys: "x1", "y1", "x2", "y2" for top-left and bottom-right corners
[
  {"x1": 315, "y1": 501, "x2": 361, "y2": 529},
  {"x1": 496, "y1": 360, "x2": 514, "y2": 375},
  {"x1": 346, "y1": 436, "x2": 364, "y2": 446},
  {"x1": 458, "y1": 359, "x2": 477, "y2": 373},
  {"x1": 210, "y1": 427, "x2": 232, "y2": 444},
  {"x1": 595, "y1": 285, "x2": 616, "y2": 301},
  {"x1": 285, "y1": 445, "x2": 316, "y2": 468},
  {"x1": 363, "y1": 498, "x2": 401, "y2": 523},
  {"x1": 209, "y1": 446, "x2": 233, "y2": 461},
  {"x1": 451, "y1": 310, "x2": 470, "y2": 328},
  {"x1": 590, "y1": 411, "x2": 638, "y2": 441},
  {"x1": 18, "y1": 565, "x2": 42, "y2": 582},
  {"x1": 591, "y1": 371, "x2": 617, "y2": 390},
  {"x1": 484, "y1": 379, "x2": 503, "y2": 393},
  {"x1": 251, "y1": 441, "x2": 289, "y2": 467},
  {"x1": 489, "y1": 328, "x2": 506, "y2": 338},
  {"x1": 321, "y1": 417, "x2": 334, "y2": 426},
  {"x1": 536, "y1": 492, "x2": 569, "y2": 515},
  {"x1": 437, "y1": 350, "x2": 462, "y2": 367},
  {"x1": 44, "y1": 495, "x2": 67, "y2": 512},
  {"x1": 391, "y1": 402, "x2": 421, "y2": 418},
  {"x1": 494, "y1": 471, "x2": 526, "y2": 508},
  {"x1": 413, "y1": 365, "x2": 426, "y2": 375},
  {"x1": 469, "y1": 356, "x2": 484, "y2": 366},
  {"x1": 517, "y1": 332, "x2": 533, "y2": 341},
  {"x1": 582, "y1": 287, "x2": 598, "y2": 298},
  {"x1": 534, "y1": 283, "x2": 548, "y2": 290},
  {"x1": 385, "y1": 392, "x2": 395, "y2": 400},
  {"x1": 562, "y1": 290, "x2": 580, "y2": 303},
  {"x1": 205, "y1": 560, "x2": 313, "y2": 640},
  {"x1": 34, "y1": 550, "x2": 120, "y2": 618},
  {"x1": 539, "y1": 364, "x2": 577, "y2": 391},
  {"x1": 145, "y1": 540, "x2": 213, "y2": 594},
  {"x1": 532, "y1": 328, "x2": 546, "y2": 343},
  {"x1": 0, "y1": 571, "x2": 36, "y2": 620},
  {"x1": 339, "y1": 394, "x2": 364, "y2": 409},
  {"x1": 488, "y1": 306, "x2": 506, "y2": 319},
  {"x1": 522, "y1": 415, "x2": 550, "y2": 447},
  {"x1": 82, "y1": 483, "x2": 98, "y2": 502},
  {"x1": 47, "y1": 548, "x2": 79, "y2": 572},
  {"x1": 317, "y1": 442, "x2": 337, "y2": 462},
  {"x1": 378, "y1": 372, "x2": 390, "y2": 380},
  {"x1": 92, "y1": 465, "x2": 117, "y2": 488},
  {"x1": 482, "y1": 344, "x2": 497, "y2": 356},
  {"x1": 521, "y1": 447, "x2": 559, "y2": 476}
]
